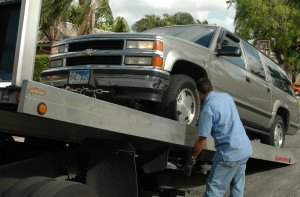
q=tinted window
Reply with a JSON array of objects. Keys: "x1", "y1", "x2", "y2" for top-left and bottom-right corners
[
  {"x1": 242, "y1": 41, "x2": 266, "y2": 80},
  {"x1": 268, "y1": 65, "x2": 284, "y2": 89},
  {"x1": 144, "y1": 26, "x2": 216, "y2": 48},
  {"x1": 267, "y1": 60, "x2": 294, "y2": 96},
  {"x1": 220, "y1": 33, "x2": 245, "y2": 69}
]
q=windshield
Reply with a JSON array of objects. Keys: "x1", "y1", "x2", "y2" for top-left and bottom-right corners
[{"x1": 144, "y1": 25, "x2": 217, "y2": 48}]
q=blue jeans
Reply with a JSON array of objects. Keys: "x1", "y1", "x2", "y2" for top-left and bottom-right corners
[{"x1": 204, "y1": 157, "x2": 249, "y2": 197}]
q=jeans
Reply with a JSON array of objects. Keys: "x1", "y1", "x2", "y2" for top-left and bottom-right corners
[{"x1": 204, "y1": 157, "x2": 249, "y2": 197}]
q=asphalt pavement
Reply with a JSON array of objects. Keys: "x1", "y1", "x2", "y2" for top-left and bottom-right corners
[
  {"x1": 152, "y1": 133, "x2": 300, "y2": 197},
  {"x1": 184, "y1": 133, "x2": 300, "y2": 197}
]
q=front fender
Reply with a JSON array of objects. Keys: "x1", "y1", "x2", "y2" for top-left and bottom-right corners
[{"x1": 163, "y1": 50, "x2": 208, "y2": 72}]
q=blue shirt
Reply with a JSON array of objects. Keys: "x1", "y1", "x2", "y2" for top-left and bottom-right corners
[{"x1": 198, "y1": 92, "x2": 253, "y2": 162}]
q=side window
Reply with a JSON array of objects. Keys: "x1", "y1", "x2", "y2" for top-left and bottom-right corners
[
  {"x1": 220, "y1": 33, "x2": 245, "y2": 69},
  {"x1": 268, "y1": 65, "x2": 283, "y2": 89},
  {"x1": 268, "y1": 64, "x2": 294, "y2": 96},
  {"x1": 281, "y1": 73, "x2": 294, "y2": 96},
  {"x1": 242, "y1": 41, "x2": 266, "y2": 80}
]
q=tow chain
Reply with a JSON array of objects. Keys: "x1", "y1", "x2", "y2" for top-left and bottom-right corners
[{"x1": 65, "y1": 86, "x2": 110, "y2": 98}]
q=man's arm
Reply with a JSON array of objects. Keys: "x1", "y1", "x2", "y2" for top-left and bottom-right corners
[{"x1": 192, "y1": 136, "x2": 207, "y2": 161}]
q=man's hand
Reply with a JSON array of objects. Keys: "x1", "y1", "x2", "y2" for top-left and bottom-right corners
[
  {"x1": 183, "y1": 154, "x2": 196, "y2": 177},
  {"x1": 183, "y1": 137, "x2": 207, "y2": 177}
]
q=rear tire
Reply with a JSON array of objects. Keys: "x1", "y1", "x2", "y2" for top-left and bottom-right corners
[
  {"x1": 262, "y1": 115, "x2": 285, "y2": 148},
  {"x1": 3, "y1": 177, "x2": 53, "y2": 197},
  {"x1": 31, "y1": 180, "x2": 99, "y2": 197},
  {"x1": 159, "y1": 74, "x2": 200, "y2": 125}
]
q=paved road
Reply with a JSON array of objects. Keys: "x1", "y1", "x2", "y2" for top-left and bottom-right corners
[
  {"x1": 185, "y1": 134, "x2": 300, "y2": 197},
  {"x1": 153, "y1": 134, "x2": 300, "y2": 197}
]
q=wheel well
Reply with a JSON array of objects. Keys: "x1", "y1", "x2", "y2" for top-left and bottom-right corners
[
  {"x1": 277, "y1": 107, "x2": 289, "y2": 130},
  {"x1": 171, "y1": 60, "x2": 208, "y2": 82}
]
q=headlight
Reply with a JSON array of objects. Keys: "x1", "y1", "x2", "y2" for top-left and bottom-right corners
[
  {"x1": 126, "y1": 41, "x2": 154, "y2": 50},
  {"x1": 126, "y1": 40, "x2": 163, "y2": 51},
  {"x1": 51, "y1": 45, "x2": 65, "y2": 54},
  {"x1": 49, "y1": 59, "x2": 63, "y2": 68},
  {"x1": 125, "y1": 57, "x2": 152, "y2": 65}
]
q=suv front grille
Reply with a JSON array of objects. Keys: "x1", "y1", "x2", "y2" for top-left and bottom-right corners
[
  {"x1": 68, "y1": 40, "x2": 124, "y2": 52},
  {"x1": 66, "y1": 56, "x2": 122, "y2": 66}
]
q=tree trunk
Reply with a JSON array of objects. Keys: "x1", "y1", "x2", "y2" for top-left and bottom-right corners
[
  {"x1": 283, "y1": 62, "x2": 293, "y2": 82},
  {"x1": 78, "y1": 0, "x2": 103, "y2": 36}
]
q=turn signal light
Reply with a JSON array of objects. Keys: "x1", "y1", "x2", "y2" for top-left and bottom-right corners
[
  {"x1": 153, "y1": 40, "x2": 164, "y2": 52},
  {"x1": 37, "y1": 103, "x2": 47, "y2": 115},
  {"x1": 152, "y1": 56, "x2": 163, "y2": 68}
]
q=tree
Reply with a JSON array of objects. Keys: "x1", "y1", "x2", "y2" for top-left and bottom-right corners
[
  {"x1": 132, "y1": 14, "x2": 164, "y2": 32},
  {"x1": 77, "y1": 0, "x2": 104, "y2": 35},
  {"x1": 132, "y1": 12, "x2": 207, "y2": 32},
  {"x1": 287, "y1": 0, "x2": 300, "y2": 7},
  {"x1": 227, "y1": 0, "x2": 300, "y2": 81},
  {"x1": 40, "y1": 0, "x2": 73, "y2": 41},
  {"x1": 173, "y1": 12, "x2": 195, "y2": 25},
  {"x1": 112, "y1": 17, "x2": 129, "y2": 32}
]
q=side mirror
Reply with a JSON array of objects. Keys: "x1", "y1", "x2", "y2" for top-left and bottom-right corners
[{"x1": 217, "y1": 46, "x2": 241, "y2": 57}]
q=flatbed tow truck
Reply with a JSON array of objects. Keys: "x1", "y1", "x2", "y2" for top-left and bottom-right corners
[{"x1": 0, "y1": 0, "x2": 297, "y2": 196}]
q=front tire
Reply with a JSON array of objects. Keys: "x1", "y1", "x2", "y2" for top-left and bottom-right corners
[
  {"x1": 262, "y1": 115, "x2": 285, "y2": 148},
  {"x1": 159, "y1": 75, "x2": 200, "y2": 125}
]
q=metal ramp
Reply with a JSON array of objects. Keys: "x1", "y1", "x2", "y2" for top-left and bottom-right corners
[{"x1": 0, "y1": 80, "x2": 297, "y2": 165}]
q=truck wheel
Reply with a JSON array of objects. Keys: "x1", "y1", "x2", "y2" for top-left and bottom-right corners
[
  {"x1": 2, "y1": 177, "x2": 53, "y2": 197},
  {"x1": 263, "y1": 115, "x2": 285, "y2": 148},
  {"x1": 159, "y1": 75, "x2": 200, "y2": 125},
  {"x1": 31, "y1": 180, "x2": 99, "y2": 197}
]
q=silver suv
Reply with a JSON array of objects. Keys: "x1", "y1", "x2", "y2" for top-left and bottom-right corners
[{"x1": 41, "y1": 25, "x2": 300, "y2": 147}]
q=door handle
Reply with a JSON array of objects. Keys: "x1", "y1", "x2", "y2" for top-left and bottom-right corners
[
  {"x1": 267, "y1": 87, "x2": 271, "y2": 92},
  {"x1": 246, "y1": 77, "x2": 251, "y2": 83}
]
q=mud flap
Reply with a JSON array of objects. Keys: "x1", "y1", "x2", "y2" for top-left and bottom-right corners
[{"x1": 84, "y1": 140, "x2": 138, "y2": 197}]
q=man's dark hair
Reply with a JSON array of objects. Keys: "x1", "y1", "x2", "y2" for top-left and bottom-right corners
[{"x1": 196, "y1": 78, "x2": 213, "y2": 94}]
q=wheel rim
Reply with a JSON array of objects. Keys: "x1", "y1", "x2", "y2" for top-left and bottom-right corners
[
  {"x1": 274, "y1": 123, "x2": 283, "y2": 147},
  {"x1": 176, "y1": 88, "x2": 196, "y2": 124}
]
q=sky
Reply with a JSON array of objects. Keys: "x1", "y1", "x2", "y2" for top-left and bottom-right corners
[{"x1": 109, "y1": 0, "x2": 236, "y2": 32}]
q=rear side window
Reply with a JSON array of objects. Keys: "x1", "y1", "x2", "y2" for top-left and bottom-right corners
[
  {"x1": 267, "y1": 62, "x2": 294, "y2": 96},
  {"x1": 268, "y1": 65, "x2": 284, "y2": 89},
  {"x1": 242, "y1": 41, "x2": 266, "y2": 80},
  {"x1": 220, "y1": 33, "x2": 245, "y2": 69}
]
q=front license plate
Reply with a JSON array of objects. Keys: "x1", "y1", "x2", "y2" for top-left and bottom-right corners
[{"x1": 68, "y1": 70, "x2": 90, "y2": 84}]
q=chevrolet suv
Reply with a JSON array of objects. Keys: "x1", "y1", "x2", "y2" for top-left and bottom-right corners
[{"x1": 41, "y1": 25, "x2": 300, "y2": 147}]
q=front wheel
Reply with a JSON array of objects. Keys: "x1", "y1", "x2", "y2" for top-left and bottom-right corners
[
  {"x1": 262, "y1": 115, "x2": 285, "y2": 148},
  {"x1": 159, "y1": 75, "x2": 200, "y2": 125}
]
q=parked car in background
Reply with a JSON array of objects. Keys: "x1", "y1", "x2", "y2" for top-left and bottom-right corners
[
  {"x1": 293, "y1": 83, "x2": 300, "y2": 96},
  {"x1": 41, "y1": 25, "x2": 300, "y2": 147}
]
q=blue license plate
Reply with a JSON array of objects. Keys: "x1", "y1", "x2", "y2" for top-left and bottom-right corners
[{"x1": 68, "y1": 70, "x2": 90, "y2": 84}]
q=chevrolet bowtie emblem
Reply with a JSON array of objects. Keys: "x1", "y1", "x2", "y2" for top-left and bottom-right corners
[{"x1": 84, "y1": 49, "x2": 95, "y2": 56}]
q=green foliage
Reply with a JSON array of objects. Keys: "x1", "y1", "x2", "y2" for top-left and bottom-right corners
[
  {"x1": 227, "y1": 0, "x2": 300, "y2": 80},
  {"x1": 34, "y1": 55, "x2": 49, "y2": 82},
  {"x1": 40, "y1": 0, "x2": 73, "y2": 41},
  {"x1": 112, "y1": 17, "x2": 129, "y2": 32},
  {"x1": 287, "y1": 0, "x2": 300, "y2": 7},
  {"x1": 132, "y1": 14, "x2": 165, "y2": 32},
  {"x1": 132, "y1": 12, "x2": 206, "y2": 32}
]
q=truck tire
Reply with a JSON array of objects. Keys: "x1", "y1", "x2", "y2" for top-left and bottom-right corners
[
  {"x1": 31, "y1": 180, "x2": 99, "y2": 197},
  {"x1": 159, "y1": 74, "x2": 200, "y2": 125},
  {"x1": 262, "y1": 115, "x2": 285, "y2": 148},
  {"x1": 3, "y1": 177, "x2": 53, "y2": 197}
]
